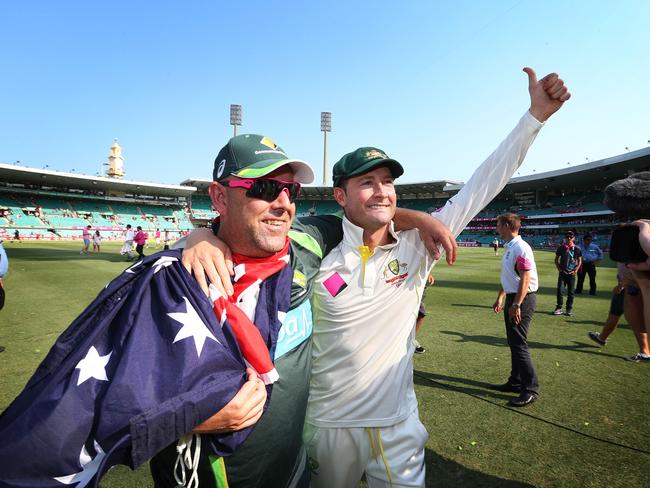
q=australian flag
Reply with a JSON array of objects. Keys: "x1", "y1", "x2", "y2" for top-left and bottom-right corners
[{"x1": 0, "y1": 250, "x2": 291, "y2": 487}]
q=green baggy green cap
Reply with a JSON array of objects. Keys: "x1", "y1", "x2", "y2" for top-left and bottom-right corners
[{"x1": 332, "y1": 147, "x2": 404, "y2": 187}]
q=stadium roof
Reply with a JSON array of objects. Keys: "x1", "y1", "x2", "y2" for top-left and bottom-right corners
[
  {"x1": 0, "y1": 163, "x2": 196, "y2": 197},
  {"x1": 180, "y1": 177, "x2": 462, "y2": 199},
  {"x1": 444, "y1": 146, "x2": 650, "y2": 193},
  {"x1": 181, "y1": 147, "x2": 650, "y2": 198}
]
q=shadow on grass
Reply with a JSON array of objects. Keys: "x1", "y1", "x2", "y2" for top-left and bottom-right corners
[
  {"x1": 424, "y1": 448, "x2": 535, "y2": 487},
  {"x1": 5, "y1": 246, "x2": 153, "y2": 263},
  {"x1": 435, "y1": 280, "x2": 562, "y2": 296},
  {"x1": 450, "y1": 303, "x2": 627, "y2": 327},
  {"x1": 413, "y1": 370, "x2": 514, "y2": 401},
  {"x1": 439, "y1": 330, "x2": 626, "y2": 360}
]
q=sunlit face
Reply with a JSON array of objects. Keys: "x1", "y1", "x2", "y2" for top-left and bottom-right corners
[
  {"x1": 334, "y1": 166, "x2": 397, "y2": 232},
  {"x1": 495, "y1": 220, "x2": 508, "y2": 239},
  {"x1": 210, "y1": 167, "x2": 296, "y2": 257}
]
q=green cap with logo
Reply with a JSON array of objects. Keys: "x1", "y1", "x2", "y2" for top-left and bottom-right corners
[
  {"x1": 332, "y1": 147, "x2": 404, "y2": 187},
  {"x1": 213, "y1": 134, "x2": 314, "y2": 184}
]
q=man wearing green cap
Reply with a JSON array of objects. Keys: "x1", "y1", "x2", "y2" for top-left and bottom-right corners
[
  {"x1": 304, "y1": 67, "x2": 570, "y2": 488},
  {"x1": 152, "y1": 134, "x2": 455, "y2": 488}
]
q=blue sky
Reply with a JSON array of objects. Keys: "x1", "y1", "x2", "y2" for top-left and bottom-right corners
[{"x1": 2, "y1": 1, "x2": 649, "y2": 186}]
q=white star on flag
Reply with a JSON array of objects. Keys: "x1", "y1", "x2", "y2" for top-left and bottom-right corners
[
  {"x1": 75, "y1": 346, "x2": 112, "y2": 386},
  {"x1": 125, "y1": 259, "x2": 143, "y2": 274},
  {"x1": 53, "y1": 440, "x2": 106, "y2": 487},
  {"x1": 152, "y1": 256, "x2": 178, "y2": 273},
  {"x1": 168, "y1": 297, "x2": 220, "y2": 357}
]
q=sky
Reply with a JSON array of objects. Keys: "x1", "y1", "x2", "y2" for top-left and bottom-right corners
[{"x1": 1, "y1": 0, "x2": 649, "y2": 187}]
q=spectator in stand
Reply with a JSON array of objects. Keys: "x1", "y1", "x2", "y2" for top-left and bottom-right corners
[
  {"x1": 576, "y1": 233, "x2": 603, "y2": 295},
  {"x1": 92, "y1": 230, "x2": 102, "y2": 253},
  {"x1": 134, "y1": 226, "x2": 146, "y2": 260},
  {"x1": 80, "y1": 225, "x2": 91, "y2": 255},
  {"x1": 553, "y1": 230, "x2": 582, "y2": 316}
]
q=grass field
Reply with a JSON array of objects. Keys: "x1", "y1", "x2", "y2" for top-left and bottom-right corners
[{"x1": 1, "y1": 241, "x2": 649, "y2": 487}]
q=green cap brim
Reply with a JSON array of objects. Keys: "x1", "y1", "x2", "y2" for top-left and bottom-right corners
[{"x1": 233, "y1": 158, "x2": 314, "y2": 184}]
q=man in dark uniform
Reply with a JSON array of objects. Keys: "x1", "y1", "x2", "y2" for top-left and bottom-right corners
[{"x1": 553, "y1": 230, "x2": 582, "y2": 316}]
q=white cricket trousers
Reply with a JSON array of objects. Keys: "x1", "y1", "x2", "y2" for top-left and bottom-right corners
[{"x1": 304, "y1": 408, "x2": 428, "y2": 488}]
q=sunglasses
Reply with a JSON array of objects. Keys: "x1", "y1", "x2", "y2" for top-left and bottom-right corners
[{"x1": 224, "y1": 177, "x2": 302, "y2": 203}]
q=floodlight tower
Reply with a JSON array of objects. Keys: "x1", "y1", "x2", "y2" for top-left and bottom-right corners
[
  {"x1": 321, "y1": 112, "x2": 332, "y2": 186},
  {"x1": 230, "y1": 104, "x2": 242, "y2": 137}
]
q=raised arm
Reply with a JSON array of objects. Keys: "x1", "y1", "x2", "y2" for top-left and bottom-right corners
[
  {"x1": 433, "y1": 67, "x2": 571, "y2": 238},
  {"x1": 393, "y1": 208, "x2": 457, "y2": 264}
]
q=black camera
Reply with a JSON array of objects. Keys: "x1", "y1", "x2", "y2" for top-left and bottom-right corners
[{"x1": 609, "y1": 225, "x2": 648, "y2": 263}]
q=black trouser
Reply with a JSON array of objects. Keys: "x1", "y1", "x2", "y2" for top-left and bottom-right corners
[
  {"x1": 136, "y1": 244, "x2": 145, "y2": 259},
  {"x1": 504, "y1": 293, "x2": 539, "y2": 395},
  {"x1": 576, "y1": 262, "x2": 597, "y2": 294},
  {"x1": 556, "y1": 272, "x2": 575, "y2": 311},
  {"x1": 0, "y1": 284, "x2": 5, "y2": 310}
]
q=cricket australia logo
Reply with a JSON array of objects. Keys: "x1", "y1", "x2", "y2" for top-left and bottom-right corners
[
  {"x1": 383, "y1": 259, "x2": 408, "y2": 287},
  {"x1": 388, "y1": 259, "x2": 400, "y2": 275}
]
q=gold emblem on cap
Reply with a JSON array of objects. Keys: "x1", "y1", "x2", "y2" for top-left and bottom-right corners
[
  {"x1": 366, "y1": 149, "x2": 387, "y2": 160},
  {"x1": 260, "y1": 136, "x2": 278, "y2": 150}
]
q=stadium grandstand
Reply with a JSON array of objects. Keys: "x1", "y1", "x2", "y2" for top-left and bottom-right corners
[
  {"x1": 2, "y1": 146, "x2": 649, "y2": 248},
  {"x1": 0, "y1": 163, "x2": 196, "y2": 243}
]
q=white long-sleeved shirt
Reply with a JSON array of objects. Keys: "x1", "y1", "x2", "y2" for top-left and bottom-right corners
[{"x1": 306, "y1": 111, "x2": 543, "y2": 427}]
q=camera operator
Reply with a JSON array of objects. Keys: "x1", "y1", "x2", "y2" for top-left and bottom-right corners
[{"x1": 605, "y1": 172, "x2": 650, "y2": 362}]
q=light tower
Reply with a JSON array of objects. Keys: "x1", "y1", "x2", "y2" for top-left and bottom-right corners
[
  {"x1": 320, "y1": 112, "x2": 332, "y2": 186},
  {"x1": 230, "y1": 104, "x2": 242, "y2": 137}
]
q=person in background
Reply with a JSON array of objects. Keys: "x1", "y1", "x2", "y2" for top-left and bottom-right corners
[
  {"x1": 553, "y1": 230, "x2": 582, "y2": 316},
  {"x1": 576, "y1": 233, "x2": 603, "y2": 295},
  {"x1": 587, "y1": 281, "x2": 650, "y2": 362},
  {"x1": 414, "y1": 274, "x2": 434, "y2": 354},
  {"x1": 0, "y1": 240, "x2": 8, "y2": 352},
  {"x1": 92, "y1": 230, "x2": 102, "y2": 253},
  {"x1": 492, "y1": 213, "x2": 540, "y2": 406},
  {"x1": 134, "y1": 226, "x2": 147, "y2": 260},
  {"x1": 603, "y1": 172, "x2": 650, "y2": 362},
  {"x1": 155, "y1": 228, "x2": 162, "y2": 248},
  {"x1": 120, "y1": 224, "x2": 134, "y2": 260},
  {"x1": 81, "y1": 225, "x2": 91, "y2": 255}
]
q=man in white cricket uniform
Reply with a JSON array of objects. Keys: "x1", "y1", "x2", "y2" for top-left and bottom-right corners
[
  {"x1": 492, "y1": 213, "x2": 540, "y2": 406},
  {"x1": 304, "y1": 67, "x2": 571, "y2": 488}
]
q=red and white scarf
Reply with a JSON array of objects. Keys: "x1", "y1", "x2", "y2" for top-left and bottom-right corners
[{"x1": 210, "y1": 241, "x2": 290, "y2": 384}]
